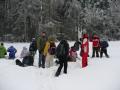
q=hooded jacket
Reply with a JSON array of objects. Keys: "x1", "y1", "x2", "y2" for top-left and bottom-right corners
[{"x1": 0, "y1": 45, "x2": 7, "y2": 58}]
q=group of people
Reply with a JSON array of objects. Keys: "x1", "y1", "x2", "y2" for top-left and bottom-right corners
[
  {"x1": 0, "y1": 43, "x2": 17, "y2": 59},
  {"x1": 0, "y1": 31, "x2": 109, "y2": 77}
]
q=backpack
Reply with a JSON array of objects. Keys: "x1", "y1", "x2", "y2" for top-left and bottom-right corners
[{"x1": 48, "y1": 42, "x2": 56, "y2": 55}]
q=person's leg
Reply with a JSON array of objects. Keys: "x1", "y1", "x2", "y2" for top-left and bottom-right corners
[
  {"x1": 82, "y1": 55, "x2": 88, "y2": 68},
  {"x1": 55, "y1": 60, "x2": 63, "y2": 77},
  {"x1": 63, "y1": 58, "x2": 68, "y2": 74},
  {"x1": 49, "y1": 55, "x2": 54, "y2": 67},
  {"x1": 39, "y1": 53, "x2": 42, "y2": 67},
  {"x1": 42, "y1": 54, "x2": 45, "y2": 68},
  {"x1": 92, "y1": 47, "x2": 95, "y2": 57},
  {"x1": 96, "y1": 48, "x2": 99, "y2": 57},
  {"x1": 100, "y1": 48, "x2": 103, "y2": 58},
  {"x1": 104, "y1": 48, "x2": 109, "y2": 58},
  {"x1": 45, "y1": 54, "x2": 50, "y2": 68}
]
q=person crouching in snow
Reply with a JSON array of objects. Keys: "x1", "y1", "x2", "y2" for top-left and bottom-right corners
[
  {"x1": 16, "y1": 53, "x2": 34, "y2": 67},
  {"x1": 68, "y1": 46, "x2": 77, "y2": 62},
  {"x1": 44, "y1": 36, "x2": 56, "y2": 68},
  {"x1": 0, "y1": 43, "x2": 7, "y2": 58},
  {"x1": 81, "y1": 34, "x2": 89, "y2": 68},
  {"x1": 20, "y1": 46, "x2": 29, "y2": 58},
  {"x1": 7, "y1": 46, "x2": 17, "y2": 59}
]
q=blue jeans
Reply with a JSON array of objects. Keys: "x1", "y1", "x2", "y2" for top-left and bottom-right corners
[{"x1": 39, "y1": 53, "x2": 45, "y2": 68}]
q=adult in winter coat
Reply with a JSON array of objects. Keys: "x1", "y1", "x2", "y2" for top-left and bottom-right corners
[
  {"x1": 7, "y1": 46, "x2": 17, "y2": 59},
  {"x1": 92, "y1": 35, "x2": 100, "y2": 57},
  {"x1": 0, "y1": 43, "x2": 7, "y2": 58},
  {"x1": 37, "y1": 32, "x2": 47, "y2": 68},
  {"x1": 81, "y1": 34, "x2": 89, "y2": 68},
  {"x1": 29, "y1": 38, "x2": 37, "y2": 57},
  {"x1": 55, "y1": 39, "x2": 69, "y2": 77},
  {"x1": 100, "y1": 39, "x2": 109, "y2": 58},
  {"x1": 20, "y1": 47, "x2": 29, "y2": 58},
  {"x1": 44, "y1": 36, "x2": 56, "y2": 68}
]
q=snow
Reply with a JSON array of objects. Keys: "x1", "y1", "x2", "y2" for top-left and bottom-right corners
[{"x1": 0, "y1": 41, "x2": 120, "y2": 90}]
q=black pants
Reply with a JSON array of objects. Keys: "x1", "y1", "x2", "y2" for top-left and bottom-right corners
[
  {"x1": 100, "y1": 48, "x2": 109, "y2": 58},
  {"x1": 55, "y1": 57, "x2": 68, "y2": 77},
  {"x1": 92, "y1": 47, "x2": 99, "y2": 57}
]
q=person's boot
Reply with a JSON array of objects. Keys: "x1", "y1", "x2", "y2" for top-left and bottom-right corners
[{"x1": 55, "y1": 71, "x2": 60, "y2": 77}]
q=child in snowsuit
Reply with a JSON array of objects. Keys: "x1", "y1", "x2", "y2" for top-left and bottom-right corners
[
  {"x1": 92, "y1": 35, "x2": 100, "y2": 57},
  {"x1": 81, "y1": 34, "x2": 89, "y2": 68},
  {"x1": 44, "y1": 36, "x2": 56, "y2": 68},
  {"x1": 0, "y1": 43, "x2": 7, "y2": 58},
  {"x1": 68, "y1": 46, "x2": 77, "y2": 62},
  {"x1": 100, "y1": 39, "x2": 109, "y2": 58},
  {"x1": 7, "y1": 46, "x2": 17, "y2": 59},
  {"x1": 55, "y1": 39, "x2": 69, "y2": 77},
  {"x1": 20, "y1": 47, "x2": 29, "y2": 58},
  {"x1": 29, "y1": 38, "x2": 37, "y2": 57}
]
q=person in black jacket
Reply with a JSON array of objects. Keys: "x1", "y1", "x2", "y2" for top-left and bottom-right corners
[
  {"x1": 29, "y1": 38, "x2": 37, "y2": 57},
  {"x1": 55, "y1": 39, "x2": 69, "y2": 77},
  {"x1": 100, "y1": 39, "x2": 109, "y2": 58}
]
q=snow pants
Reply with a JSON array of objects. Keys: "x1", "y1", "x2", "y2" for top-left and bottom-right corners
[
  {"x1": 100, "y1": 48, "x2": 109, "y2": 58},
  {"x1": 82, "y1": 54, "x2": 88, "y2": 68},
  {"x1": 92, "y1": 47, "x2": 99, "y2": 57},
  {"x1": 45, "y1": 53, "x2": 54, "y2": 68}
]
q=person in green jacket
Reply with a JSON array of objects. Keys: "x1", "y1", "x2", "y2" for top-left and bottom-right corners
[
  {"x1": 37, "y1": 32, "x2": 47, "y2": 68},
  {"x1": 0, "y1": 43, "x2": 7, "y2": 58}
]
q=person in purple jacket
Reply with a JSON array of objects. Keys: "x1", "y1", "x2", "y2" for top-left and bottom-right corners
[{"x1": 7, "y1": 46, "x2": 17, "y2": 59}]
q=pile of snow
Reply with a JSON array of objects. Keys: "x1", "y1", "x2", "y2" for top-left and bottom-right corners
[{"x1": 0, "y1": 41, "x2": 120, "y2": 90}]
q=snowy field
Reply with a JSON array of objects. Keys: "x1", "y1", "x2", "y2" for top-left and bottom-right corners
[{"x1": 0, "y1": 41, "x2": 120, "y2": 90}]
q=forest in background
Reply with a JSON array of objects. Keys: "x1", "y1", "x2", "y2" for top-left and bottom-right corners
[{"x1": 0, "y1": 0, "x2": 120, "y2": 41}]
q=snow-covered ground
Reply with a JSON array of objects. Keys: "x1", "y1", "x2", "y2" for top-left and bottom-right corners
[{"x1": 0, "y1": 41, "x2": 120, "y2": 90}]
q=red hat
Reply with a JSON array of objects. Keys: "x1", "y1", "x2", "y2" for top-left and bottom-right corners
[
  {"x1": 93, "y1": 35, "x2": 99, "y2": 39},
  {"x1": 83, "y1": 34, "x2": 88, "y2": 39}
]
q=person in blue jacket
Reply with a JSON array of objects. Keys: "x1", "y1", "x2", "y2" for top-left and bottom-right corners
[
  {"x1": 100, "y1": 39, "x2": 109, "y2": 58},
  {"x1": 7, "y1": 46, "x2": 17, "y2": 59}
]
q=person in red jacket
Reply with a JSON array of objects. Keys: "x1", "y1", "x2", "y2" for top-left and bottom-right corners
[
  {"x1": 92, "y1": 35, "x2": 100, "y2": 57},
  {"x1": 81, "y1": 34, "x2": 89, "y2": 68}
]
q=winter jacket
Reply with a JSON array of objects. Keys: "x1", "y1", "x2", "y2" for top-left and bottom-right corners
[
  {"x1": 37, "y1": 36, "x2": 47, "y2": 53},
  {"x1": 20, "y1": 47, "x2": 29, "y2": 58},
  {"x1": 0, "y1": 45, "x2": 7, "y2": 58},
  {"x1": 43, "y1": 41, "x2": 50, "y2": 56},
  {"x1": 100, "y1": 41, "x2": 109, "y2": 49},
  {"x1": 22, "y1": 55, "x2": 34, "y2": 66},
  {"x1": 92, "y1": 35, "x2": 100, "y2": 47},
  {"x1": 56, "y1": 40, "x2": 69, "y2": 59},
  {"x1": 7, "y1": 46, "x2": 17, "y2": 59},
  {"x1": 44, "y1": 41, "x2": 56, "y2": 56},
  {"x1": 29, "y1": 40, "x2": 37, "y2": 52},
  {"x1": 81, "y1": 38, "x2": 89, "y2": 57},
  {"x1": 69, "y1": 47, "x2": 77, "y2": 58}
]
